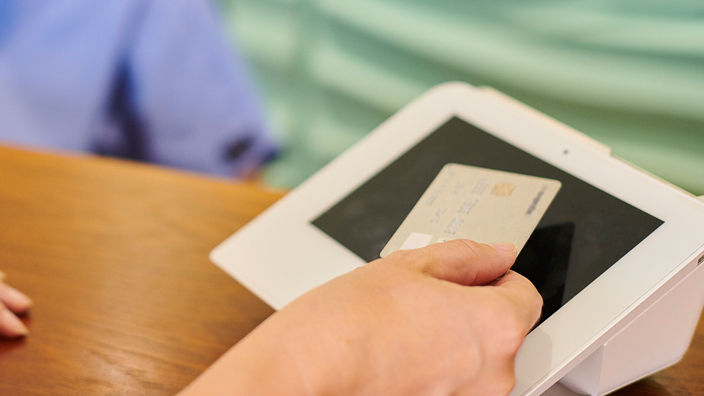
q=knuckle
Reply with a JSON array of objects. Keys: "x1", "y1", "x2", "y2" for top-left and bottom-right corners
[
  {"x1": 494, "y1": 308, "x2": 530, "y2": 353},
  {"x1": 452, "y1": 239, "x2": 482, "y2": 259},
  {"x1": 493, "y1": 373, "x2": 517, "y2": 396},
  {"x1": 430, "y1": 239, "x2": 482, "y2": 269},
  {"x1": 474, "y1": 299, "x2": 527, "y2": 357}
]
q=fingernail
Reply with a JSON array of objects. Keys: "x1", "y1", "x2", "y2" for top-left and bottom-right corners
[
  {"x1": 6, "y1": 287, "x2": 33, "y2": 310},
  {"x1": 489, "y1": 243, "x2": 517, "y2": 253},
  {"x1": 1, "y1": 309, "x2": 28, "y2": 336}
]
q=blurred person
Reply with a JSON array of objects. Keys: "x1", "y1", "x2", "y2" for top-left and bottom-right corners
[{"x1": 0, "y1": 0, "x2": 277, "y2": 177}]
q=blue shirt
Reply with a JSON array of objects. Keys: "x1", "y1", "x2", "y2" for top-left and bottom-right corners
[{"x1": 0, "y1": 0, "x2": 277, "y2": 177}]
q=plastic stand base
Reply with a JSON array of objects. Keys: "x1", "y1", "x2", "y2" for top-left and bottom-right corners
[{"x1": 540, "y1": 252, "x2": 704, "y2": 396}]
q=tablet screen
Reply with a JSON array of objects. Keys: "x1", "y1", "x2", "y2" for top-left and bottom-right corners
[{"x1": 313, "y1": 116, "x2": 663, "y2": 321}]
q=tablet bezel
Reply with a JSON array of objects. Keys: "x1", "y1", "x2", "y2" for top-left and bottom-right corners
[{"x1": 211, "y1": 82, "x2": 704, "y2": 395}]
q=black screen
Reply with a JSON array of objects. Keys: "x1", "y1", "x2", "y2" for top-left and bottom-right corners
[{"x1": 313, "y1": 117, "x2": 663, "y2": 321}]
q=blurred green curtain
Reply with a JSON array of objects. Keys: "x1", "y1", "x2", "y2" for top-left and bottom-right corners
[{"x1": 219, "y1": 0, "x2": 704, "y2": 195}]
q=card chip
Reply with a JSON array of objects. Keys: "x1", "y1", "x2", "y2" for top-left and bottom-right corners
[{"x1": 491, "y1": 182, "x2": 515, "y2": 197}]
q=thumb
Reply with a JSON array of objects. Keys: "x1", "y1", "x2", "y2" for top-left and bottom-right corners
[{"x1": 384, "y1": 239, "x2": 518, "y2": 286}]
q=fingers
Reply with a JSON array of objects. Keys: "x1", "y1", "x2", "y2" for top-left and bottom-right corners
[
  {"x1": 383, "y1": 240, "x2": 542, "y2": 330},
  {"x1": 386, "y1": 239, "x2": 518, "y2": 286},
  {"x1": 492, "y1": 271, "x2": 543, "y2": 330},
  {"x1": 0, "y1": 276, "x2": 32, "y2": 337},
  {"x1": 0, "y1": 281, "x2": 33, "y2": 314},
  {"x1": 0, "y1": 306, "x2": 28, "y2": 337}
]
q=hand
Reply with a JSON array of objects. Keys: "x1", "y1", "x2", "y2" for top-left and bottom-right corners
[
  {"x1": 179, "y1": 239, "x2": 542, "y2": 396},
  {"x1": 0, "y1": 271, "x2": 33, "y2": 337}
]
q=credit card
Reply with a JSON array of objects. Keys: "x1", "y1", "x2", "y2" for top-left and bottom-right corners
[{"x1": 380, "y1": 164, "x2": 562, "y2": 257}]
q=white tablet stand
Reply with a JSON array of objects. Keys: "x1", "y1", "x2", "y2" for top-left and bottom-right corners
[
  {"x1": 480, "y1": 88, "x2": 704, "y2": 395},
  {"x1": 543, "y1": 258, "x2": 704, "y2": 396}
]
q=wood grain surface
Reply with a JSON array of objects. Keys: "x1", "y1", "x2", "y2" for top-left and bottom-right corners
[
  {"x1": 0, "y1": 146, "x2": 280, "y2": 395},
  {"x1": 0, "y1": 146, "x2": 701, "y2": 395}
]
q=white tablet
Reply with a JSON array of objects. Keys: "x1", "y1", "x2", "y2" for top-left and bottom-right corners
[{"x1": 211, "y1": 82, "x2": 704, "y2": 395}]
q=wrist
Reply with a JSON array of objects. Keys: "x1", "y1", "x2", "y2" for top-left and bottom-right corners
[{"x1": 177, "y1": 322, "x2": 313, "y2": 396}]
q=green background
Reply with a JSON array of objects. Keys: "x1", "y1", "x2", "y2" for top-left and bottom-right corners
[{"x1": 218, "y1": 0, "x2": 704, "y2": 195}]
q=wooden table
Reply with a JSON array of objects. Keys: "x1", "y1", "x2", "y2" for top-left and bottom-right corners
[{"x1": 0, "y1": 147, "x2": 701, "y2": 395}]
